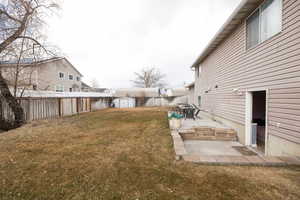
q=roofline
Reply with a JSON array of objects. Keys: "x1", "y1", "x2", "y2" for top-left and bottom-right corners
[
  {"x1": 0, "y1": 57, "x2": 62, "y2": 66},
  {"x1": 185, "y1": 82, "x2": 195, "y2": 88},
  {"x1": 0, "y1": 57, "x2": 84, "y2": 77},
  {"x1": 81, "y1": 81, "x2": 92, "y2": 88},
  {"x1": 61, "y1": 57, "x2": 83, "y2": 77},
  {"x1": 191, "y1": 0, "x2": 262, "y2": 68}
]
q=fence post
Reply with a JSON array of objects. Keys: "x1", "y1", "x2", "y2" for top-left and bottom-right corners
[
  {"x1": 89, "y1": 98, "x2": 92, "y2": 112},
  {"x1": 0, "y1": 98, "x2": 2, "y2": 120},
  {"x1": 58, "y1": 98, "x2": 62, "y2": 117}
]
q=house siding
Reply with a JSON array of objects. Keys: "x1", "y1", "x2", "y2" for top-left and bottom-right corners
[
  {"x1": 194, "y1": 0, "x2": 300, "y2": 153},
  {"x1": 37, "y1": 59, "x2": 82, "y2": 92}
]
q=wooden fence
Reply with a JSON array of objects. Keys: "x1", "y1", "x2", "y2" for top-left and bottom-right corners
[{"x1": 0, "y1": 97, "x2": 111, "y2": 122}]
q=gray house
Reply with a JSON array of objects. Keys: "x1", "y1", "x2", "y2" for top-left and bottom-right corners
[
  {"x1": 1, "y1": 57, "x2": 83, "y2": 92},
  {"x1": 191, "y1": 0, "x2": 299, "y2": 157}
]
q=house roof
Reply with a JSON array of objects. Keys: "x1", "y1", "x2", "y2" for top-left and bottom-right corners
[
  {"x1": 186, "y1": 82, "x2": 195, "y2": 88},
  {"x1": 0, "y1": 57, "x2": 83, "y2": 77},
  {"x1": 191, "y1": 0, "x2": 262, "y2": 68},
  {"x1": 16, "y1": 90, "x2": 113, "y2": 98},
  {"x1": 81, "y1": 82, "x2": 92, "y2": 88},
  {"x1": 93, "y1": 88, "x2": 109, "y2": 93}
]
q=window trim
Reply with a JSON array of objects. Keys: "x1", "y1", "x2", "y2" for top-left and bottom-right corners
[
  {"x1": 198, "y1": 96, "x2": 202, "y2": 107},
  {"x1": 69, "y1": 74, "x2": 74, "y2": 80},
  {"x1": 55, "y1": 85, "x2": 64, "y2": 92},
  {"x1": 58, "y1": 72, "x2": 65, "y2": 80},
  {"x1": 245, "y1": 0, "x2": 283, "y2": 50}
]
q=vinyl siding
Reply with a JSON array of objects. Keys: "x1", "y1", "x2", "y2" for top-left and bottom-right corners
[
  {"x1": 194, "y1": 0, "x2": 300, "y2": 144},
  {"x1": 37, "y1": 59, "x2": 82, "y2": 92}
]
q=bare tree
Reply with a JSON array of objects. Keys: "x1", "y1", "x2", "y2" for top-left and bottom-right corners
[
  {"x1": 132, "y1": 67, "x2": 166, "y2": 88},
  {"x1": 1, "y1": 38, "x2": 54, "y2": 97},
  {"x1": 0, "y1": 0, "x2": 59, "y2": 130},
  {"x1": 90, "y1": 78, "x2": 100, "y2": 88}
]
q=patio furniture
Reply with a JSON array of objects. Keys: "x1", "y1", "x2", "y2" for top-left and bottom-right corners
[
  {"x1": 192, "y1": 104, "x2": 201, "y2": 118},
  {"x1": 178, "y1": 104, "x2": 195, "y2": 120}
]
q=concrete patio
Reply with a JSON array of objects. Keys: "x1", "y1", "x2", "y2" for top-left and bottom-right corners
[
  {"x1": 184, "y1": 140, "x2": 245, "y2": 156},
  {"x1": 169, "y1": 114, "x2": 300, "y2": 166},
  {"x1": 180, "y1": 118, "x2": 230, "y2": 130}
]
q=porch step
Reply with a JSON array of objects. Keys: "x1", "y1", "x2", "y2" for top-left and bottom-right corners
[{"x1": 180, "y1": 127, "x2": 237, "y2": 141}]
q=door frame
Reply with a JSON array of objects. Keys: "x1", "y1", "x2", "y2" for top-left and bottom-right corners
[{"x1": 245, "y1": 88, "x2": 269, "y2": 154}]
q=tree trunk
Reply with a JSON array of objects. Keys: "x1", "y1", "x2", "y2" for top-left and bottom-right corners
[{"x1": 0, "y1": 71, "x2": 25, "y2": 130}]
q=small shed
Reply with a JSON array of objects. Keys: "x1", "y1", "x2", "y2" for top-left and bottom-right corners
[{"x1": 113, "y1": 97, "x2": 136, "y2": 108}]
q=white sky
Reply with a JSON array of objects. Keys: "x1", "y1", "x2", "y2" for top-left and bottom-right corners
[{"x1": 47, "y1": 0, "x2": 241, "y2": 88}]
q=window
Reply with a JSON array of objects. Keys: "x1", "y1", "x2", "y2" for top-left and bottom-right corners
[
  {"x1": 69, "y1": 88, "x2": 73, "y2": 92},
  {"x1": 69, "y1": 74, "x2": 73, "y2": 80},
  {"x1": 246, "y1": 0, "x2": 282, "y2": 49},
  {"x1": 198, "y1": 96, "x2": 202, "y2": 107},
  {"x1": 55, "y1": 85, "x2": 64, "y2": 92},
  {"x1": 260, "y1": 0, "x2": 282, "y2": 42},
  {"x1": 59, "y1": 72, "x2": 64, "y2": 79},
  {"x1": 247, "y1": 10, "x2": 260, "y2": 48},
  {"x1": 76, "y1": 76, "x2": 80, "y2": 81}
]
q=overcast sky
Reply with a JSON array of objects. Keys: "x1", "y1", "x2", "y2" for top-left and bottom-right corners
[{"x1": 47, "y1": 0, "x2": 241, "y2": 88}]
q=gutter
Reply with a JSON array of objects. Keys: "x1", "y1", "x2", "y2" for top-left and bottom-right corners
[{"x1": 190, "y1": 0, "x2": 251, "y2": 68}]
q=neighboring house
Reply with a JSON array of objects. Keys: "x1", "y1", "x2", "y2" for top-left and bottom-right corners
[
  {"x1": 186, "y1": 82, "x2": 195, "y2": 104},
  {"x1": 81, "y1": 82, "x2": 92, "y2": 92},
  {"x1": 0, "y1": 57, "x2": 83, "y2": 92},
  {"x1": 81, "y1": 82, "x2": 109, "y2": 93},
  {"x1": 92, "y1": 88, "x2": 110, "y2": 93},
  {"x1": 191, "y1": 0, "x2": 300, "y2": 156}
]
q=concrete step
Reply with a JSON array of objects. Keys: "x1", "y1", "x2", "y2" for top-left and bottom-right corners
[
  {"x1": 194, "y1": 127, "x2": 215, "y2": 136},
  {"x1": 180, "y1": 127, "x2": 238, "y2": 141},
  {"x1": 215, "y1": 128, "x2": 236, "y2": 135},
  {"x1": 180, "y1": 133, "x2": 237, "y2": 141}
]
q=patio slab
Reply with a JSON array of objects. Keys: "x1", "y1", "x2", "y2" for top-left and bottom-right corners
[
  {"x1": 168, "y1": 113, "x2": 300, "y2": 166},
  {"x1": 184, "y1": 140, "x2": 244, "y2": 156},
  {"x1": 180, "y1": 118, "x2": 229, "y2": 130}
]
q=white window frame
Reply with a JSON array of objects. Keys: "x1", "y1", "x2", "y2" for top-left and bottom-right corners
[
  {"x1": 246, "y1": 0, "x2": 282, "y2": 50},
  {"x1": 198, "y1": 96, "x2": 202, "y2": 107},
  {"x1": 58, "y1": 72, "x2": 64, "y2": 80},
  {"x1": 76, "y1": 76, "x2": 80, "y2": 81},
  {"x1": 55, "y1": 85, "x2": 64, "y2": 92},
  {"x1": 69, "y1": 74, "x2": 74, "y2": 80}
]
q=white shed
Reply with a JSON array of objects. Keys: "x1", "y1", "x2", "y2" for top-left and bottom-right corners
[{"x1": 113, "y1": 97, "x2": 136, "y2": 108}]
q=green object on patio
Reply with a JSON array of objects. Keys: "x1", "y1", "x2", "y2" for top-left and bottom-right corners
[{"x1": 169, "y1": 112, "x2": 183, "y2": 119}]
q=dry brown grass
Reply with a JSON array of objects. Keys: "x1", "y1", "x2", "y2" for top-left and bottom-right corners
[{"x1": 0, "y1": 107, "x2": 299, "y2": 200}]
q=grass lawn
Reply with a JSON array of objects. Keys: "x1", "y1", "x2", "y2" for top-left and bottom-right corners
[{"x1": 0, "y1": 107, "x2": 299, "y2": 200}]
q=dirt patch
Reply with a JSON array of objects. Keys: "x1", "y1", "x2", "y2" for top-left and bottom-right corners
[{"x1": 0, "y1": 108, "x2": 299, "y2": 200}]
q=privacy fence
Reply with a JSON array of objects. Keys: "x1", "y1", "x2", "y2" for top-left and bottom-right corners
[
  {"x1": 113, "y1": 96, "x2": 188, "y2": 108},
  {"x1": 0, "y1": 91, "x2": 112, "y2": 122}
]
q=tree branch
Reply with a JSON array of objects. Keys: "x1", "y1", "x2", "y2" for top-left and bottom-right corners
[{"x1": 0, "y1": 9, "x2": 22, "y2": 23}]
